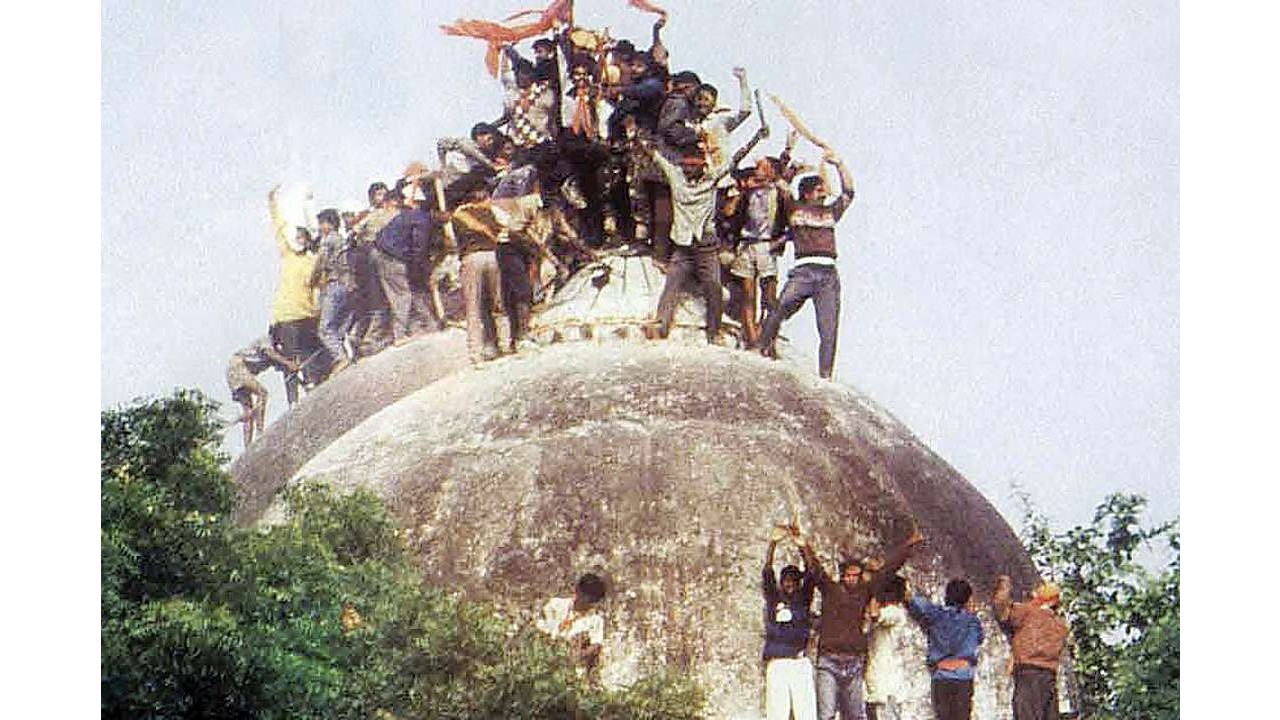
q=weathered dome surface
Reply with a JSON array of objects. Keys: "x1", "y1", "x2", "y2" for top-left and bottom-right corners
[
  {"x1": 231, "y1": 329, "x2": 472, "y2": 522},
  {"x1": 234, "y1": 328, "x2": 1038, "y2": 718}
]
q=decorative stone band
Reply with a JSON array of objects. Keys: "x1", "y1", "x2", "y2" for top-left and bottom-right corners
[{"x1": 527, "y1": 252, "x2": 750, "y2": 347}]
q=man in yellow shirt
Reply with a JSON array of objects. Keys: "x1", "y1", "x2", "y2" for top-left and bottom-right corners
[{"x1": 267, "y1": 184, "x2": 323, "y2": 405}]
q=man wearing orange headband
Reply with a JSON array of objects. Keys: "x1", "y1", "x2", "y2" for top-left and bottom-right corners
[{"x1": 993, "y1": 575, "x2": 1071, "y2": 720}]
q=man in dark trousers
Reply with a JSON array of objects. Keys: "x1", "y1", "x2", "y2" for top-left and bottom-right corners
[
  {"x1": 908, "y1": 578, "x2": 985, "y2": 720},
  {"x1": 993, "y1": 575, "x2": 1070, "y2": 720},
  {"x1": 643, "y1": 119, "x2": 769, "y2": 344},
  {"x1": 372, "y1": 182, "x2": 437, "y2": 346},
  {"x1": 798, "y1": 526, "x2": 924, "y2": 720}
]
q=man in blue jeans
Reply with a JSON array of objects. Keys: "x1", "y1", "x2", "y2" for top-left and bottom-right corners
[
  {"x1": 758, "y1": 149, "x2": 856, "y2": 379},
  {"x1": 798, "y1": 526, "x2": 923, "y2": 720}
]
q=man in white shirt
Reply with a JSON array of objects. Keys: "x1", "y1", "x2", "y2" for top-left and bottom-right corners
[{"x1": 537, "y1": 573, "x2": 608, "y2": 677}]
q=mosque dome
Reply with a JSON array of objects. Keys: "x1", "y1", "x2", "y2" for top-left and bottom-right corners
[{"x1": 232, "y1": 256, "x2": 1037, "y2": 718}]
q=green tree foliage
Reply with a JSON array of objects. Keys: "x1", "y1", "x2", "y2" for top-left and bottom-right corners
[
  {"x1": 1017, "y1": 490, "x2": 1179, "y2": 720},
  {"x1": 102, "y1": 391, "x2": 703, "y2": 719}
]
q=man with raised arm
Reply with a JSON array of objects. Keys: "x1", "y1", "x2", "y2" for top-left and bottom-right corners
[
  {"x1": 757, "y1": 148, "x2": 857, "y2": 379},
  {"x1": 761, "y1": 524, "x2": 817, "y2": 720},
  {"x1": 797, "y1": 526, "x2": 924, "y2": 720},
  {"x1": 266, "y1": 184, "x2": 322, "y2": 405},
  {"x1": 908, "y1": 578, "x2": 985, "y2": 720},
  {"x1": 992, "y1": 575, "x2": 1071, "y2": 720},
  {"x1": 649, "y1": 69, "x2": 703, "y2": 262},
  {"x1": 691, "y1": 67, "x2": 752, "y2": 168},
  {"x1": 644, "y1": 119, "x2": 769, "y2": 343},
  {"x1": 436, "y1": 123, "x2": 501, "y2": 205},
  {"x1": 500, "y1": 44, "x2": 559, "y2": 195}
]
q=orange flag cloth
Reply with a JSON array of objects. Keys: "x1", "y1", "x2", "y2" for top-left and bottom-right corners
[
  {"x1": 441, "y1": 0, "x2": 573, "y2": 77},
  {"x1": 626, "y1": 0, "x2": 667, "y2": 16}
]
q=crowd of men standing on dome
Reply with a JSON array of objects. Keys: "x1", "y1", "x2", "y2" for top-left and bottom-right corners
[
  {"x1": 227, "y1": 14, "x2": 860, "y2": 445},
  {"x1": 221, "y1": 9, "x2": 1077, "y2": 719}
]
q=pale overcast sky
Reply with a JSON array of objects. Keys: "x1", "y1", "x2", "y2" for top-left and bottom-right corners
[{"x1": 101, "y1": 0, "x2": 1178, "y2": 532}]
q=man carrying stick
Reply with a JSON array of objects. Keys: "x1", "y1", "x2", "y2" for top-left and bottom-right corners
[{"x1": 757, "y1": 119, "x2": 856, "y2": 378}]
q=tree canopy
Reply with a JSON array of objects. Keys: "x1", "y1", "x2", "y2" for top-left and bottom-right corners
[
  {"x1": 1017, "y1": 489, "x2": 1179, "y2": 720},
  {"x1": 102, "y1": 390, "x2": 702, "y2": 719}
]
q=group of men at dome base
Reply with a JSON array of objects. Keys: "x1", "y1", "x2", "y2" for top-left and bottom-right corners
[
  {"x1": 227, "y1": 1, "x2": 857, "y2": 446},
  {"x1": 536, "y1": 525, "x2": 1071, "y2": 720},
  {"x1": 758, "y1": 525, "x2": 1071, "y2": 720}
]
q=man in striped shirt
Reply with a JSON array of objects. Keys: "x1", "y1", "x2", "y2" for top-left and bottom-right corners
[{"x1": 757, "y1": 150, "x2": 856, "y2": 379}]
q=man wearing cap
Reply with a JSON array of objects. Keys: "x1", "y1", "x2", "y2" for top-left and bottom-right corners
[
  {"x1": 797, "y1": 527, "x2": 924, "y2": 720},
  {"x1": 993, "y1": 575, "x2": 1071, "y2": 720}
]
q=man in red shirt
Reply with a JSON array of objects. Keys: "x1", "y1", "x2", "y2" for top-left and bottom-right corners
[
  {"x1": 798, "y1": 527, "x2": 924, "y2": 720},
  {"x1": 993, "y1": 575, "x2": 1071, "y2": 720}
]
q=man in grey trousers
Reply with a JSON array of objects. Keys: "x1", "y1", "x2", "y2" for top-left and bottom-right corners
[{"x1": 757, "y1": 150, "x2": 856, "y2": 379}]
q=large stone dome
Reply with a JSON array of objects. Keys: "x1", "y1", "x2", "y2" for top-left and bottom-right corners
[{"x1": 232, "y1": 256, "x2": 1038, "y2": 719}]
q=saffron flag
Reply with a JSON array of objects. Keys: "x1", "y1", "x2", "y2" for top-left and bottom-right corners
[
  {"x1": 440, "y1": 0, "x2": 573, "y2": 76},
  {"x1": 626, "y1": 0, "x2": 667, "y2": 17}
]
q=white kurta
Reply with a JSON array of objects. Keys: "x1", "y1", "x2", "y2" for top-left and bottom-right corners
[
  {"x1": 536, "y1": 596, "x2": 604, "y2": 646},
  {"x1": 865, "y1": 603, "x2": 911, "y2": 704}
]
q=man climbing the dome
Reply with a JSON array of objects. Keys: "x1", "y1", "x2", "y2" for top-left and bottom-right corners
[
  {"x1": 225, "y1": 335, "x2": 297, "y2": 446},
  {"x1": 992, "y1": 575, "x2": 1071, "y2": 720},
  {"x1": 908, "y1": 577, "x2": 985, "y2": 720}
]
